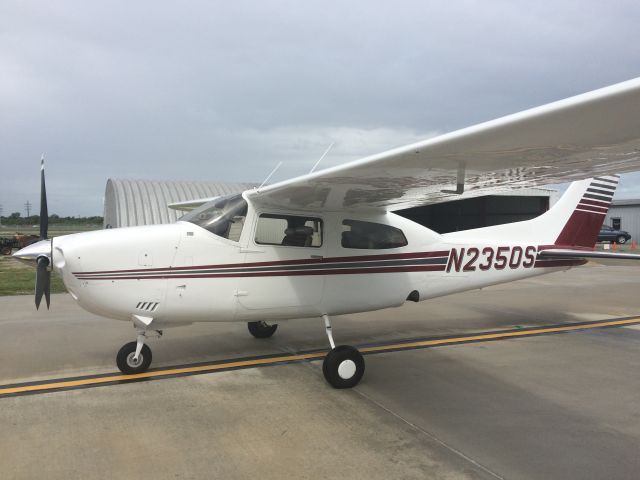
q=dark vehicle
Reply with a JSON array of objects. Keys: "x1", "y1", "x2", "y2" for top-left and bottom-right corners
[
  {"x1": 598, "y1": 225, "x2": 631, "y2": 244},
  {"x1": 0, "y1": 233, "x2": 40, "y2": 255}
]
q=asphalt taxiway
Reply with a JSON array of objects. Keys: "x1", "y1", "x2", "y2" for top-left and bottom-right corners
[{"x1": 1, "y1": 262, "x2": 639, "y2": 479}]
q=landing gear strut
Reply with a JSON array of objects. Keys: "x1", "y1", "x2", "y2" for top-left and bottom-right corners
[
  {"x1": 248, "y1": 321, "x2": 278, "y2": 338},
  {"x1": 321, "y1": 314, "x2": 365, "y2": 389},
  {"x1": 116, "y1": 330, "x2": 160, "y2": 374}
]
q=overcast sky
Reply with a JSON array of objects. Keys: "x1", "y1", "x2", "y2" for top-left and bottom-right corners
[{"x1": 1, "y1": 1, "x2": 639, "y2": 216}]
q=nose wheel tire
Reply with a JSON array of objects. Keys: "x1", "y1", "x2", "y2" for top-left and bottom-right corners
[
  {"x1": 322, "y1": 345, "x2": 365, "y2": 389},
  {"x1": 248, "y1": 321, "x2": 278, "y2": 338},
  {"x1": 116, "y1": 341, "x2": 152, "y2": 374}
]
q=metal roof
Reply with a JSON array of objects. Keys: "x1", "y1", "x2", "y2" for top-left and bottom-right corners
[{"x1": 104, "y1": 179, "x2": 255, "y2": 228}]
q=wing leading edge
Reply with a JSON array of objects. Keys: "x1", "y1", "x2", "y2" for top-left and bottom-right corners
[{"x1": 246, "y1": 78, "x2": 640, "y2": 213}]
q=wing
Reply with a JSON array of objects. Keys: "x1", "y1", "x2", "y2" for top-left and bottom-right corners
[{"x1": 246, "y1": 78, "x2": 640, "y2": 212}]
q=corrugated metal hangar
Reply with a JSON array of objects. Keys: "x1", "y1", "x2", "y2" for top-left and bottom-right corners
[
  {"x1": 103, "y1": 179, "x2": 255, "y2": 228},
  {"x1": 103, "y1": 178, "x2": 557, "y2": 232},
  {"x1": 605, "y1": 199, "x2": 640, "y2": 241}
]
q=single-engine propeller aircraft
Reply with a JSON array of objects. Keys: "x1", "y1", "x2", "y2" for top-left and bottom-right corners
[{"x1": 14, "y1": 78, "x2": 640, "y2": 388}]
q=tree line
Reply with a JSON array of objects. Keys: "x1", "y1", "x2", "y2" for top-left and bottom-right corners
[{"x1": 0, "y1": 214, "x2": 103, "y2": 225}]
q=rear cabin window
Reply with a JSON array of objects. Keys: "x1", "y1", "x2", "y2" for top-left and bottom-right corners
[
  {"x1": 341, "y1": 220, "x2": 408, "y2": 249},
  {"x1": 255, "y1": 214, "x2": 323, "y2": 247}
]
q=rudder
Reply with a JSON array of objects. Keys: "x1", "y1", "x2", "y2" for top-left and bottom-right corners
[{"x1": 554, "y1": 176, "x2": 619, "y2": 247}]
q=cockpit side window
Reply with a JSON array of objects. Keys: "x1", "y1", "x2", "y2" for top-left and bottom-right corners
[
  {"x1": 180, "y1": 194, "x2": 247, "y2": 241},
  {"x1": 255, "y1": 214, "x2": 323, "y2": 247},
  {"x1": 341, "y1": 219, "x2": 408, "y2": 249}
]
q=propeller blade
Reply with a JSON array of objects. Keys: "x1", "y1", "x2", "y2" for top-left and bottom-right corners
[
  {"x1": 35, "y1": 256, "x2": 51, "y2": 310},
  {"x1": 40, "y1": 155, "x2": 48, "y2": 240}
]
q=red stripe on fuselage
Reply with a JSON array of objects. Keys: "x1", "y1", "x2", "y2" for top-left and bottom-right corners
[
  {"x1": 74, "y1": 264, "x2": 447, "y2": 280},
  {"x1": 72, "y1": 250, "x2": 451, "y2": 275},
  {"x1": 537, "y1": 244, "x2": 594, "y2": 252}
]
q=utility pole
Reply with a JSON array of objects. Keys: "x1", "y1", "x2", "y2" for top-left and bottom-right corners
[
  {"x1": 0, "y1": 205, "x2": 3, "y2": 226},
  {"x1": 24, "y1": 201, "x2": 32, "y2": 217}
]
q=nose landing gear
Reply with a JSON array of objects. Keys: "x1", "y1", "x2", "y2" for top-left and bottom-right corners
[
  {"x1": 116, "y1": 330, "x2": 161, "y2": 374},
  {"x1": 321, "y1": 314, "x2": 365, "y2": 389}
]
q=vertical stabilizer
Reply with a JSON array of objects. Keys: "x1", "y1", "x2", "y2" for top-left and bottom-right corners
[{"x1": 553, "y1": 176, "x2": 619, "y2": 247}]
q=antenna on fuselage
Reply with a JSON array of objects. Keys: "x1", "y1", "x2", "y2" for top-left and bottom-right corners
[
  {"x1": 309, "y1": 142, "x2": 334, "y2": 174},
  {"x1": 256, "y1": 161, "x2": 283, "y2": 193}
]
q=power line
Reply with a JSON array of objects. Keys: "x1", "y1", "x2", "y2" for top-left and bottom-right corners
[{"x1": 24, "y1": 201, "x2": 32, "y2": 217}]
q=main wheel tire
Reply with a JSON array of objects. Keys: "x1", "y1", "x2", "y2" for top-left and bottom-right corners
[
  {"x1": 116, "y1": 341, "x2": 152, "y2": 374},
  {"x1": 617, "y1": 235, "x2": 628, "y2": 244},
  {"x1": 322, "y1": 345, "x2": 365, "y2": 389},
  {"x1": 248, "y1": 321, "x2": 278, "y2": 338}
]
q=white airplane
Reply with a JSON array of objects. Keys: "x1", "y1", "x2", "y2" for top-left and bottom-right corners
[{"x1": 14, "y1": 78, "x2": 640, "y2": 388}]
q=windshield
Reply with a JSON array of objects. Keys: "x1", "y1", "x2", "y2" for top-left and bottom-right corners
[{"x1": 179, "y1": 193, "x2": 248, "y2": 241}]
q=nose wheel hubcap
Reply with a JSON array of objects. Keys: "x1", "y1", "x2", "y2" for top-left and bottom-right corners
[{"x1": 126, "y1": 352, "x2": 144, "y2": 368}]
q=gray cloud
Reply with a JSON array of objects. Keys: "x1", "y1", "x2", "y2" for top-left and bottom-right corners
[{"x1": 1, "y1": 0, "x2": 639, "y2": 215}]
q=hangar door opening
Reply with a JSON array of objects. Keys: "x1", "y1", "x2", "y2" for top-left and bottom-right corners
[{"x1": 396, "y1": 195, "x2": 550, "y2": 234}]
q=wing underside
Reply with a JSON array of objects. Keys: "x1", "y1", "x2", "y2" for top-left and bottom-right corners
[{"x1": 246, "y1": 78, "x2": 640, "y2": 212}]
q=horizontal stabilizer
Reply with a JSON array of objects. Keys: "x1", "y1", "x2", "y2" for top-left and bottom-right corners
[
  {"x1": 538, "y1": 249, "x2": 640, "y2": 261},
  {"x1": 168, "y1": 197, "x2": 220, "y2": 211}
]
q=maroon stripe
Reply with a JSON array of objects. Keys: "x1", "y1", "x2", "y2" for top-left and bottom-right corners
[
  {"x1": 580, "y1": 198, "x2": 610, "y2": 208},
  {"x1": 555, "y1": 210, "x2": 605, "y2": 248},
  {"x1": 318, "y1": 250, "x2": 450, "y2": 263},
  {"x1": 72, "y1": 250, "x2": 451, "y2": 275},
  {"x1": 576, "y1": 204, "x2": 608, "y2": 213},
  {"x1": 75, "y1": 265, "x2": 447, "y2": 280},
  {"x1": 577, "y1": 204, "x2": 608, "y2": 212},
  {"x1": 537, "y1": 244, "x2": 594, "y2": 252}
]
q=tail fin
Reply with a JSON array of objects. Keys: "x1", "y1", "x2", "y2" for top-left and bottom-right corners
[
  {"x1": 443, "y1": 175, "x2": 619, "y2": 248},
  {"x1": 551, "y1": 175, "x2": 619, "y2": 247}
]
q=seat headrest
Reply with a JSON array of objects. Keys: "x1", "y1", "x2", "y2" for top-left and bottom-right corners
[{"x1": 284, "y1": 226, "x2": 314, "y2": 236}]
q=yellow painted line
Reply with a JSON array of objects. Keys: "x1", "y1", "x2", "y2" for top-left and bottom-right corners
[
  {"x1": 0, "y1": 352, "x2": 326, "y2": 396},
  {"x1": 359, "y1": 317, "x2": 640, "y2": 353},
  {"x1": 1, "y1": 316, "x2": 638, "y2": 397}
]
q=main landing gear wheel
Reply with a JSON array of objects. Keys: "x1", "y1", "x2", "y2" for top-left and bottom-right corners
[
  {"x1": 116, "y1": 341, "x2": 152, "y2": 374},
  {"x1": 320, "y1": 314, "x2": 365, "y2": 389},
  {"x1": 322, "y1": 345, "x2": 365, "y2": 389},
  {"x1": 248, "y1": 321, "x2": 278, "y2": 338}
]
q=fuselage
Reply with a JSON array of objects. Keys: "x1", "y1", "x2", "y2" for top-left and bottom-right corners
[{"x1": 49, "y1": 199, "x2": 578, "y2": 327}]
